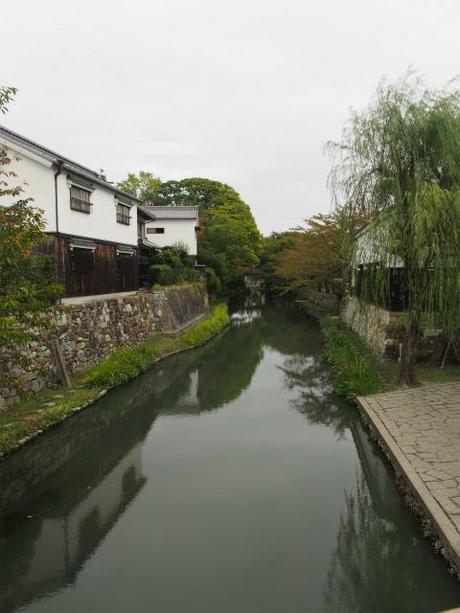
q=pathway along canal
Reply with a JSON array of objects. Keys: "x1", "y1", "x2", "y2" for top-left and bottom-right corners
[{"x1": 1, "y1": 303, "x2": 459, "y2": 613}]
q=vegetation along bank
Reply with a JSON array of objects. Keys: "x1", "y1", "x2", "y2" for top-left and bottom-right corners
[{"x1": 0, "y1": 303, "x2": 230, "y2": 459}]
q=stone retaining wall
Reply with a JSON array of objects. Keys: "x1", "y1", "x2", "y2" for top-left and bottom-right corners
[
  {"x1": 0, "y1": 284, "x2": 208, "y2": 408},
  {"x1": 306, "y1": 291, "x2": 339, "y2": 313},
  {"x1": 341, "y1": 296, "x2": 441, "y2": 359},
  {"x1": 341, "y1": 296, "x2": 404, "y2": 357}
]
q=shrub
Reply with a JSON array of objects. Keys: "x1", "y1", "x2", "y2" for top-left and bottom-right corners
[
  {"x1": 205, "y1": 266, "x2": 221, "y2": 295},
  {"x1": 150, "y1": 245, "x2": 200, "y2": 286},
  {"x1": 83, "y1": 303, "x2": 230, "y2": 388},
  {"x1": 321, "y1": 317, "x2": 382, "y2": 397},
  {"x1": 150, "y1": 264, "x2": 177, "y2": 285}
]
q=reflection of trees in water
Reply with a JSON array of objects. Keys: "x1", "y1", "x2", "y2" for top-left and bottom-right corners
[
  {"x1": 278, "y1": 352, "x2": 353, "y2": 437},
  {"x1": 325, "y1": 474, "x2": 460, "y2": 613},
  {"x1": 157, "y1": 310, "x2": 265, "y2": 413},
  {"x1": 261, "y1": 303, "x2": 322, "y2": 356}
]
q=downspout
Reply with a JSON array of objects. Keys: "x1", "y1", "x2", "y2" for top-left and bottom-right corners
[{"x1": 54, "y1": 160, "x2": 64, "y2": 301}]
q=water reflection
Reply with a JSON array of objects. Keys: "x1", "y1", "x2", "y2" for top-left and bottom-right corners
[
  {"x1": 279, "y1": 351, "x2": 352, "y2": 436},
  {"x1": 0, "y1": 306, "x2": 267, "y2": 613},
  {"x1": 325, "y1": 466, "x2": 460, "y2": 613},
  {"x1": 0, "y1": 303, "x2": 459, "y2": 613},
  {"x1": 0, "y1": 395, "x2": 151, "y2": 613},
  {"x1": 276, "y1": 332, "x2": 460, "y2": 612}
]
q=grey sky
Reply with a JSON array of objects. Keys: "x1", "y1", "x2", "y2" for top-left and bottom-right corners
[{"x1": 2, "y1": 0, "x2": 459, "y2": 234}]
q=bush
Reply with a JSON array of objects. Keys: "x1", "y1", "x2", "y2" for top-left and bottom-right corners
[
  {"x1": 150, "y1": 264, "x2": 177, "y2": 285},
  {"x1": 83, "y1": 303, "x2": 230, "y2": 388},
  {"x1": 205, "y1": 266, "x2": 221, "y2": 295},
  {"x1": 149, "y1": 245, "x2": 200, "y2": 286},
  {"x1": 321, "y1": 317, "x2": 382, "y2": 397}
]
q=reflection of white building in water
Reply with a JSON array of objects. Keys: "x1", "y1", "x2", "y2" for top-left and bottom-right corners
[
  {"x1": 1, "y1": 444, "x2": 145, "y2": 613},
  {"x1": 176, "y1": 369, "x2": 200, "y2": 410}
]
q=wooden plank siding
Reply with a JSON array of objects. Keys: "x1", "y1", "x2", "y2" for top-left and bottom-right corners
[{"x1": 37, "y1": 235, "x2": 139, "y2": 298}]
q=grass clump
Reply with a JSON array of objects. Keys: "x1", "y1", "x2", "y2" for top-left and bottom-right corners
[
  {"x1": 83, "y1": 303, "x2": 229, "y2": 388},
  {"x1": 321, "y1": 317, "x2": 382, "y2": 398}
]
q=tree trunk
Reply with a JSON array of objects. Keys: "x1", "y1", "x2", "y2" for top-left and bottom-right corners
[
  {"x1": 399, "y1": 320, "x2": 419, "y2": 386},
  {"x1": 429, "y1": 333, "x2": 448, "y2": 367}
]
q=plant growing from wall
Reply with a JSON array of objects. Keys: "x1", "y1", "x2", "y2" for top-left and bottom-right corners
[{"x1": 327, "y1": 73, "x2": 460, "y2": 386}]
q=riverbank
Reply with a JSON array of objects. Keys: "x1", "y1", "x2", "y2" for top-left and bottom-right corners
[
  {"x1": 0, "y1": 303, "x2": 229, "y2": 459},
  {"x1": 319, "y1": 315, "x2": 460, "y2": 398},
  {"x1": 357, "y1": 382, "x2": 460, "y2": 578}
]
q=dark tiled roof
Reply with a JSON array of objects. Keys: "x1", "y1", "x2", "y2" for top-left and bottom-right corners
[{"x1": 138, "y1": 205, "x2": 198, "y2": 220}]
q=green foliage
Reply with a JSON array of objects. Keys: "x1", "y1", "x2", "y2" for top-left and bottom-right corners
[
  {"x1": 259, "y1": 232, "x2": 297, "y2": 294},
  {"x1": 199, "y1": 200, "x2": 262, "y2": 288},
  {"x1": 119, "y1": 172, "x2": 262, "y2": 292},
  {"x1": 180, "y1": 303, "x2": 229, "y2": 345},
  {"x1": 0, "y1": 91, "x2": 63, "y2": 349},
  {"x1": 149, "y1": 177, "x2": 241, "y2": 210},
  {"x1": 117, "y1": 170, "x2": 161, "y2": 202},
  {"x1": 328, "y1": 73, "x2": 460, "y2": 385},
  {"x1": 150, "y1": 245, "x2": 200, "y2": 285},
  {"x1": 0, "y1": 86, "x2": 17, "y2": 115},
  {"x1": 0, "y1": 201, "x2": 63, "y2": 348},
  {"x1": 83, "y1": 303, "x2": 229, "y2": 388},
  {"x1": 150, "y1": 264, "x2": 176, "y2": 285},
  {"x1": 204, "y1": 266, "x2": 221, "y2": 295},
  {"x1": 321, "y1": 318, "x2": 382, "y2": 397},
  {"x1": 149, "y1": 176, "x2": 262, "y2": 290}
]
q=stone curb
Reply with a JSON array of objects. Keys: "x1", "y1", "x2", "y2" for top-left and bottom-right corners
[{"x1": 356, "y1": 395, "x2": 460, "y2": 576}]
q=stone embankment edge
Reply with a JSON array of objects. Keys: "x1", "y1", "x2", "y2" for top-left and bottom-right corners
[
  {"x1": 356, "y1": 395, "x2": 460, "y2": 578},
  {"x1": 0, "y1": 311, "x2": 229, "y2": 461}
]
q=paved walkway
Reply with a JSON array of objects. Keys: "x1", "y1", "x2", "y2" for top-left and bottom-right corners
[
  {"x1": 357, "y1": 381, "x2": 460, "y2": 574},
  {"x1": 61, "y1": 291, "x2": 138, "y2": 305}
]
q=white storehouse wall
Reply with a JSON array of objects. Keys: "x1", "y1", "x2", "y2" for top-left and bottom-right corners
[
  {"x1": 145, "y1": 218, "x2": 197, "y2": 255},
  {"x1": 1, "y1": 140, "x2": 138, "y2": 246}
]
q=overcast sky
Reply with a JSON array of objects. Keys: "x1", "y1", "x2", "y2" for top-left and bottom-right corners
[{"x1": 1, "y1": 0, "x2": 459, "y2": 234}]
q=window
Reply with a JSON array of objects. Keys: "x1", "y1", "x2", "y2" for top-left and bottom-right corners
[
  {"x1": 72, "y1": 249, "x2": 94, "y2": 273},
  {"x1": 147, "y1": 227, "x2": 165, "y2": 234},
  {"x1": 70, "y1": 186, "x2": 92, "y2": 213},
  {"x1": 117, "y1": 203, "x2": 131, "y2": 225}
]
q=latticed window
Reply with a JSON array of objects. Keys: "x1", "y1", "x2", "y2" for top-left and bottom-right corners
[
  {"x1": 70, "y1": 186, "x2": 92, "y2": 213},
  {"x1": 117, "y1": 203, "x2": 131, "y2": 225}
]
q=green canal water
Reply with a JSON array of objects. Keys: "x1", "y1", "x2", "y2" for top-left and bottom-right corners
[{"x1": 1, "y1": 303, "x2": 459, "y2": 613}]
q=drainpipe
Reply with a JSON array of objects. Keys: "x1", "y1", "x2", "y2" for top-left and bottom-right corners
[{"x1": 54, "y1": 160, "x2": 64, "y2": 300}]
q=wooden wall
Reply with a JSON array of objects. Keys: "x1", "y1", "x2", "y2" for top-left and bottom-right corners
[{"x1": 39, "y1": 235, "x2": 139, "y2": 298}]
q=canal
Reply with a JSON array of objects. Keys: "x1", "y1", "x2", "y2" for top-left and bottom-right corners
[{"x1": 1, "y1": 303, "x2": 459, "y2": 613}]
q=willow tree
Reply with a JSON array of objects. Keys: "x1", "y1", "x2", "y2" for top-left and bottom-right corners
[{"x1": 328, "y1": 75, "x2": 460, "y2": 386}]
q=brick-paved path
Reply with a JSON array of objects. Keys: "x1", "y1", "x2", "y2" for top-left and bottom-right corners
[{"x1": 358, "y1": 381, "x2": 460, "y2": 572}]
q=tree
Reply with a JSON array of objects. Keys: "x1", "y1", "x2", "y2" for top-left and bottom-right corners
[
  {"x1": 199, "y1": 199, "x2": 262, "y2": 287},
  {"x1": 116, "y1": 173, "x2": 262, "y2": 290},
  {"x1": 0, "y1": 87, "x2": 62, "y2": 351},
  {"x1": 117, "y1": 171, "x2": 161, "y2": 202},
  {"x1": 328, "y1": 74, "x2": 460, "y2": 386},
  {"x1": 150, "y1": 177, "x2": 262, "y2": 289},
  {"x1": 149, "y1": 177, "x2": 243, "y2": 210},
  {"x1": 259, "y1": 231, "x2": 297, "y2": 295},
  {"x1": 274, "y1": 213, "x2": 349, "y2": 296}
]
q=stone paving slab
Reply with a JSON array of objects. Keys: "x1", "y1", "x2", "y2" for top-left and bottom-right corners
[{"x1": 357, "y1": 381, "x2": 460, "y2": 574}]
